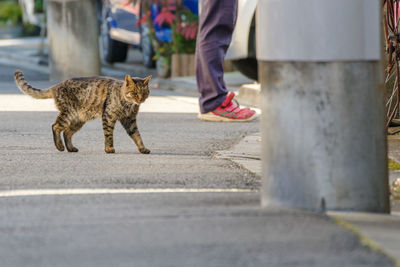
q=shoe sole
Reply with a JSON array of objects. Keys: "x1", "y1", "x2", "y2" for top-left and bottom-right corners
[{"x1": 197, "y1": 112, "x2": 259, "y2": 122}]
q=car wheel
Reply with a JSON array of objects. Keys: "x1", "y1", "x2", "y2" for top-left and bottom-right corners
[
  {"x1": 100, "y1": 8, "x2": 128, "y2": 64},
  {"x1": 232, "y1": 58, "x2": 258, "y2": 81},
  {"x1": 140, "y1": 8, "x2": 155, "y2": 68},
  {"x1": 232, "y1": 15, "x2": 258, "y2": 81}
]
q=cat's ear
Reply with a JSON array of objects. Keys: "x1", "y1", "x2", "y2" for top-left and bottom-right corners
[
  {"x1": 143, "y1": 75, "x2": 152, "y2": 85},
  {"x1": 125, "y1": 74, "x2": 135, "y2": 85}
]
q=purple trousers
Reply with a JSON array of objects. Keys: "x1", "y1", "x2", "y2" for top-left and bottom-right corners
[{"x1": 195, "y1": 0, "x2": 237, "y2": 113}]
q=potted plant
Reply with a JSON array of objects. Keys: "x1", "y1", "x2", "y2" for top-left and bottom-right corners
[
  {"x1": 139, "y1": 0, "x2": 198, "y2": 78},
  {"x1": 170, "y1": 4, "x2": 198, "y2": 77}
]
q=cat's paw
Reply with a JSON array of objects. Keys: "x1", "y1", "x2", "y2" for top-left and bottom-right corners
[
  {"x1": 55, "y1": 143, "x2": 65, "y2": 152},
  {"x1": 139, "y1": 147, "x2": 150, "y2": 154},
  {"x1": 105, "y1": 147, "x2": 115, "y2": 154},
  {"x1": 67, "y1": 146, "x2": 79, "y2": 152}
]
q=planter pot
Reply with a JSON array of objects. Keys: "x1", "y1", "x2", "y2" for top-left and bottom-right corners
[
  {"x1": 156, "y1": 56, "x2": 171, "y2": 78},
  {"x1": 171, "y1": 53, "x2": 235, "y2": 78},
  {"x1": 171, "y1": 53, "x2": 195, "y2": 77}
]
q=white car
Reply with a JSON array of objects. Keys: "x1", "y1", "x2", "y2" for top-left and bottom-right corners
[{"x1": 226, "y1": 0, "x2": 258, "y2": 81}]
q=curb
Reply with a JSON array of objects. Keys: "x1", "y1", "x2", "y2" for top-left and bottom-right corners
[
  {"x1": 236, "y1": 83, "x2": 260, "y2": 108},
  {"x1": 330, "y1": 215, "x2": 400, "y2": 267},
  {"x1": 329, "y1": 212, "x2": 400, "y2": 266},
  {"x1": 214, "y1": 133, "x2": 261, "y2": 176}
]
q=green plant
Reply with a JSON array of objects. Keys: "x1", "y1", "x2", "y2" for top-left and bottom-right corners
[
  {"x1": 153, "y1": 41, "x2": 174, "y2": 62},
  {"x1": 0, "y1": 1, "x2": 22, "y2": 25},
  {"x1": 172, "y1": 8, "x2": 197, "y2": 54},
  {"x1": 34, "y1": 0, "x2": 44, "y2": 13},
  {"x1": 22, "y1": 22, "x2": 41, "y2": 36},
  {"x1": 139, "y1": 0, "x2": 198, "y2": 60},
  {"x1": 389, "y1": 158, "x2": 400, "y2": 170}
]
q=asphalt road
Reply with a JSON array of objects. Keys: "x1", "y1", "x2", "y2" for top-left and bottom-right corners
[{"x1": 0, "y1": 64, "x2": 394, "y2": 266}]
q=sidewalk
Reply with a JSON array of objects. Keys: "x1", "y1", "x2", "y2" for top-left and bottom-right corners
[
  {"x1": 1, "y1": 37, "x2": 400, "y2": 266},
  {"x1": 216, "y1": 133, "x2": 400, "y2": 264},
  {"x1": 0, "y1": 37, "x2": 260, "y2": 101}
]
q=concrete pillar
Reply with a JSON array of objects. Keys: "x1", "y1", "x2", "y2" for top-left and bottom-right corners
[
  {"x1": 257, "y1": 0, "x2": 390, "y2": 212},
  {"x1": 47, "y1": 0, "x2": 101, "y2": 80}
]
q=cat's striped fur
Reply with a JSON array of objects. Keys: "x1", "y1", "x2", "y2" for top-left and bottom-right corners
[{"x1": 14, "y1": 70, "x2": 151, "y2": 154}]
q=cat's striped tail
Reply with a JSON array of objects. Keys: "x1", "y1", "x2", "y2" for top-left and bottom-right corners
[{"x1": 14, "y1": 70, "x2": 53, "y2": 99}]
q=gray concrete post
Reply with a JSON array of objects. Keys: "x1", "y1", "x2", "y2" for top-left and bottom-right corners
[
  {"x1": 257, "y1": 0, "x2": 390, "y2": 212},
  {"x1": 47, "y1": 0, "x2": 101, "y2": 80}
]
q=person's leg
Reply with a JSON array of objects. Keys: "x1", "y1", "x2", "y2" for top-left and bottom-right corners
[{"x1": 195, "y1": 0, "x2": 237, "y2": 114}]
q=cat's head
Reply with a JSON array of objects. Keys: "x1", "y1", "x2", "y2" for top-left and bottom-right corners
[{"x1": 123, "y1": 74, "x2": 151, "y2": 104}]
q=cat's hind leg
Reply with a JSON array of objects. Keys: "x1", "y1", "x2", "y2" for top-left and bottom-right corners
[
  {"x1": 52, "y1": 113, "x2": 69, "y2": 151},
  {"x1": 63, "y1": 121, "x2": 85, "y2": 152}
]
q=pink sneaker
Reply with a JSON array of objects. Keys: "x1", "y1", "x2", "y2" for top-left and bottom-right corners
[{"x1": 198, "y1": 92, "x2": 258, "y2": 122}]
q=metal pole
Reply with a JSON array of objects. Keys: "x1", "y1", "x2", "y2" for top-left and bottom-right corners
[{"x1": 257, "y1": 0, "x2": 390, "y2": 212}]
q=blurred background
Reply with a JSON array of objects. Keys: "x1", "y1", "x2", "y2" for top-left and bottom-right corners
[{"x1": 0, "y1": 0, "x2": 258, "y2": 80}]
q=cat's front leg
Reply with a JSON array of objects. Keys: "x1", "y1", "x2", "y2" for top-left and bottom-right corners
[
  {"x1": 102, "y1": 113, "x2": 117, "y2": 154},
  {"x1": 120, "y1": 116, "x2": 150, "y2": 154}
]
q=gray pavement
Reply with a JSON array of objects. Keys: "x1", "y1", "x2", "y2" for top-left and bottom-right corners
[
  {"x1": 0, "y1": 195, "x2": 394, "y2": 267},
  {"x1": 0, "y1": 38, "x2": 398, "y2": 266},
  {"x1": 219, "y1": 128, "x2": 400, "y2": 263},
  {"x1": 0, "y1": 111, "x2": 259, "y2": 190}
]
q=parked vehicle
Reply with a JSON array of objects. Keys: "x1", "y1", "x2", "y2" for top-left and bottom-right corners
[
  {"x1": 226, "y1": 0, "x2": 258, "y2": 81},
  {"x1": 98, "y1": 0, "x2": 144, "y2": 65}
]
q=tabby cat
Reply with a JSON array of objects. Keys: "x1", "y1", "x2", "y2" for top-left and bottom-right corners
[{"x1": 14, "y1": 70, "x2": 151, "y2": 154}]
